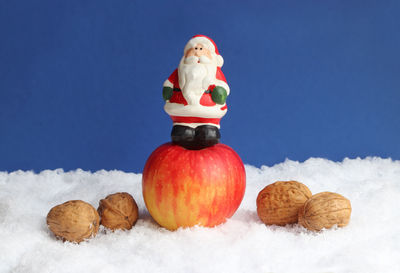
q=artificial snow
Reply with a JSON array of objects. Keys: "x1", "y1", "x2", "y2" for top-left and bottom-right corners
[{"x1": 0, "y1": 157, "x2": 399, "y2": 273}]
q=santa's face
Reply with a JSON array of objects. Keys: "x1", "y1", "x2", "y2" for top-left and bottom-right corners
[
  {"x1": 178, "y1": 43, "x2": 218, "y2": 105},
  {"x1": 185, "y1": 43, "x2": 212, "y2": 60}
]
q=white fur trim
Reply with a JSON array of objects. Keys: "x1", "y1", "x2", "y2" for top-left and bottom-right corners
[
  {"x1": 163, "y1": 79, "x2": 173, "y2": 88},
  {"x1": 215, "y1": 79, "x2": 230, "y2": 95},
  {"x1": 173, "y1": 122, "x2": 220, "y2": 129},
  {"x1": 216, "y1": 55, "x2": 224, "y2": 67},
  {"x1": 164, "y1": 103, "x2": 227, "y2": 119}
]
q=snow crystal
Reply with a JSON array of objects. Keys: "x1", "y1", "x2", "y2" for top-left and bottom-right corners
[{"x1": 0, "y1": 157, "x2": 399, "y2": 273}]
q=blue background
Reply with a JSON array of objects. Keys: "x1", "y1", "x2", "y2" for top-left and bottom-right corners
[{"x1": 1, "y1": 0, "x2": 399, "y2": 173}]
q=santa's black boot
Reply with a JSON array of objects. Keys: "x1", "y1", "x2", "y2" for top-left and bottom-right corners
[
  {"x1": 194, "y1": 125, "x2": 220, "y2": 149},
  {"x1": 171, "y1": 125, "x2": 195, "y2": 149}
]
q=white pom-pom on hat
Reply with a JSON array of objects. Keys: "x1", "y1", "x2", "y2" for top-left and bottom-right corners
[{"x1": 183, "y1": 35, "x2": 224, "y2": 67}]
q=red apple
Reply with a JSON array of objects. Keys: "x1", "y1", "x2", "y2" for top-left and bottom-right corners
[{"x1": 142, "y1": 143, "x2": 246, "y2": 230}]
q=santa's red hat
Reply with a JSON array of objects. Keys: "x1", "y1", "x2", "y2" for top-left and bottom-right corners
[{"x1": 184, "y1": 35, "x2": 224, "y2": 67}]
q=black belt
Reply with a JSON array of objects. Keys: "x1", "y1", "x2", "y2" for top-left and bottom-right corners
[{"x1": 173, "y1": 88, "x2": 211, "y2": 94}]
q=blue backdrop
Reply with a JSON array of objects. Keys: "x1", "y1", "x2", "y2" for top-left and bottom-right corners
[{"x1": 1, "y1": 0, "x2": 399, "y2": 172}]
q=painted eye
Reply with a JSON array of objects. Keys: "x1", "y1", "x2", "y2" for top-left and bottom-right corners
[
  {"x1": 200, "y1": 48, "x2": 202, "y2": 50},
  {"x1": 195, "y1": 47, "x2": 198, "y2": 50}
]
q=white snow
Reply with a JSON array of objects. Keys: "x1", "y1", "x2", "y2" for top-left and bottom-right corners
[{"x1": 1, "y1": 157, "x2": 400, "y2": 273}]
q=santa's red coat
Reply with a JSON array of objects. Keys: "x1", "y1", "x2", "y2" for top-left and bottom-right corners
[
  {"x1": 167, "y1": 68, "x2": 228, "y2": 108},
  {"x1": 164, "y1": 68, "x2": 228, "y2": 127}
]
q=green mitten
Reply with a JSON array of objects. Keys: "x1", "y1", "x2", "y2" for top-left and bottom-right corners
[
  {"x1": 211, "y1": 86, "x2": 227, "y2": 105},
  {"x1": 162, "y1": 86, "x2": 173, "y2": 101}
]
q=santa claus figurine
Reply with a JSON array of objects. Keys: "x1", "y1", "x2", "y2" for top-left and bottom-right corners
[{"x1": 163, "y1": 35, "x2": 230, "y2": 149}]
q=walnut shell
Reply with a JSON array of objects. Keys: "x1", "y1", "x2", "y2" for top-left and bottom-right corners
[
  {"x1": 47, "y1": 200, "x2": 99, "y2": 243},
  {"x1": 97, "y1": 192, "x2": 138, "y2": 231},
  {"x1": 298, "y1": 192, "x2": 352, "y2": 231},
  {"x1": 256, "y1": 181, "x2": 312, "y2": 226}
]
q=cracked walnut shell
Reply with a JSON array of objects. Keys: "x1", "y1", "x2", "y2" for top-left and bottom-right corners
[
  {"x1": 97, "y1": 192, "x2": 138, "y2": 231},
  {"x1": 298, "y1": 192, "x2": 352, "y2": 231},
  {"x1": 256, "y1": 181, "x2": 312, "y2": 226},
  {"x1": 47, "y1": 200, "x2": 100, "y2": 243}
]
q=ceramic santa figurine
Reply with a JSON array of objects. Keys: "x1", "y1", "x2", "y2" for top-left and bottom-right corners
[{"x1": 163, "y1": 35, "x2": 230, "y2": 149}]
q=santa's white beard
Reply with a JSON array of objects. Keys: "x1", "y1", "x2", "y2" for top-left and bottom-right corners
[{"x1": 178, "y1": 55, "x2": 217, "y2": 105}]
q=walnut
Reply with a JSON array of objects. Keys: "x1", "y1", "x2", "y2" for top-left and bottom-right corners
[
  {"x1": 46, "y1": 200, "x2": 99, "y2": 243},
  {"x1": 256, "y1": 181, "x2": 312, "y2": 226},
  {"x1": 97, "y1": 192, "x2": 138, "y2": 231},
  {"x1": 298, "y1": 192, "x2": 352, "y2": 231}
]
